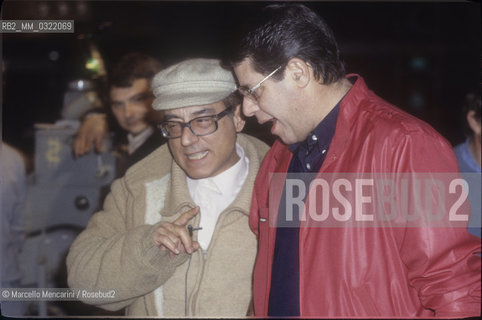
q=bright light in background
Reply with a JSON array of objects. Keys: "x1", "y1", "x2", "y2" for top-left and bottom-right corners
[{"x1": 85, "y1": 59, "x2": 99, "y2": 72}]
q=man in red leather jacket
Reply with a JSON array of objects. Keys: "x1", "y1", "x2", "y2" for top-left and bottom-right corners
[{"x1": 229, "y1": 3, "x2": 481, "y2": 317}]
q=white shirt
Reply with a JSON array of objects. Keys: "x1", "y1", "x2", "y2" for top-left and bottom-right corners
[
  {"x1": 187, "y1": 143, "x2": 249, "y2": 250},
  {"x1": 127, "y1": 126, "x2": 154, "y2": 155}
]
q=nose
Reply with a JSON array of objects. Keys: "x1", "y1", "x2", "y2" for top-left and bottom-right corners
[
  {"x1": 242, "y1": 97, "x2": 259, "y2": 117},
  {"x1": 180, "y1": 125, "x2": 199, "y2": 147},
  {"x1": 124, "y1": 102, "x2": 135, "y2": 118}
]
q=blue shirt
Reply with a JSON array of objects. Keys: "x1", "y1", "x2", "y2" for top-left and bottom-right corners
[
  {"x1": 268, "y1": 104, "x2": 340, "y2": 316},
  {"x1": 454, "y1": 138, "x2": 481, "y2": 173},
  {"x1": 453, "y1": 138, "x2": 481, "y2": 237}
]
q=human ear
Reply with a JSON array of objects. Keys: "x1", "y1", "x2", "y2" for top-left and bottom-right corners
[
  {"x1": 232, "y1": 104, "x2": 246, "y2": 133},
  {"x1": 285, "y1": 58, "x2": 311, "y2": 88},
  {"x1": 467, "y1": 110, "x2": 481, "y2": 136}
]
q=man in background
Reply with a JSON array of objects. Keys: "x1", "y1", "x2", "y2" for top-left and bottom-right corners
[{"x1": 73, "y1": 52, "x2": 165, "y2": 175}]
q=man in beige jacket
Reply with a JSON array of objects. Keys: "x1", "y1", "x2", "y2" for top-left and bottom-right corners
[{"x1": 66, "y1": 59, "x2": 269, "y2": 317}]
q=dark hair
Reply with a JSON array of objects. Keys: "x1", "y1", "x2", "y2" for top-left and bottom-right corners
[
  {"x1": 222, "y1": 90, "x2": 243, "y2": 111},
  {"x1": 228, "y1": 3, "x2": 345, "y2": 84},
  {"x1": 109, "y1": 53, "x2": 162, "y2": 88},
  {"x1": 463, "y1": 90, "x2": 481, "y2": 136}
]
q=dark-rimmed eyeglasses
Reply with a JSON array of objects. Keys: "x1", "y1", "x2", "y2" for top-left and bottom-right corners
[
  {"x1": 237, "y1": 66, "x2": 281, "y2": 101},
  {"x1": 158, "y1": 109, "x2": 231, "y2": 139}
]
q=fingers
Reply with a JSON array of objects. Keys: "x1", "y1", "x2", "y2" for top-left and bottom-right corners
[
  {"x1": 174, "y1": 206, "x2": 200, "y2": 226},
  {"x1": 167, "y1": 240, "x2": 200, "y2": 259},
  {"x1": 153, "y1": 208, "x2": 201, "y2": 256},
  {"x1": 154, "y1": 228, "x2": 198, "y2": 255},
  {"x1": 72, "y1": 115, "x2": 108, "y2": 157},
  {"x1": 73, "y1": 136, "x2": 83, "y2": 157},
  {"x1": 154, "y1": 227, "x2": 185, "y2": 254},
  {"x1": 176, "y1": 223, "x2": 197, "y2": 254},
  {"x1": 191, "y1": 241, "x2": 200, "y2": 252},
  {"x1": 73, "y1": 133, "x2": 92, "y2": 157},
  {"x1": 73, "y1": 122, "x2": 95, "y2": 157},
  {"x1": 91, "y1": 116, "x2": 108, "y2": 153},
  {"x1": 94, "y1": 135, "x2": 105, "y2": 153}
]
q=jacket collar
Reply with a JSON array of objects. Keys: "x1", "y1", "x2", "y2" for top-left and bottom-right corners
[
  {"x1": 229, "y1": 134, "x2": 263, "y2": 216},
  {"x1": 318, "y1": 74, "x2": 368, "y2": 170},
  {"x1": 161, "y1": 159, "x2": 196, "y2": 217},
  {"x1": 271, "y1": 74, "x2": 368, "y2": 170}
]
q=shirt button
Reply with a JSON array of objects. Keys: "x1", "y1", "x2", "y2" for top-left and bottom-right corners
[
  {"x1": 306, "y1": 163, "x2": 311, "y2": 170},
  {"x1": 312, "y1": 135, "x2": 318, "y2": 141},
  {"x1": 322, "y1": 149, "x2": 326, "y2": 154}
]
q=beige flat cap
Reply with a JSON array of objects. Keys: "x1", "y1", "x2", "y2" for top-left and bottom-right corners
[{"x1": 151, "y1": 58, "x2": 237, "y2": 110}]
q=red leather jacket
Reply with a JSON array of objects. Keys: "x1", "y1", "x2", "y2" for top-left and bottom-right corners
[{"x1": 250, "y1": 75, "x2": 481, "y2": 317}]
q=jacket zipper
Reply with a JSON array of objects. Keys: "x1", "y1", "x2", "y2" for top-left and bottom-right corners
[
  {"x1": 185, "y1": 210, "x2": 203, "y2": 316},
  {"x1": 190, "y1": 211, "x2": 230, "y2": 315},
  {"x1": 189, "y1": 248, "x2": 207, "y2": 315}
]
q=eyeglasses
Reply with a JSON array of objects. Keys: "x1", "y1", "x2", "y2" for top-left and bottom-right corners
[
  {"x1": 158, "y1": 109, "x2": 231, "y2": 139},
  {"x1": 237, "y1": 66, "x2": 281, "y2": 101}
]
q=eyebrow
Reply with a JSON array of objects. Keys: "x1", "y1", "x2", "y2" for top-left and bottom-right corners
[
  {"x1": 129, "y1": 92, "x2": 151, "y2": 99},
  {"x1": 164, "y1": 107, "x2": 217, "y2": 121}
]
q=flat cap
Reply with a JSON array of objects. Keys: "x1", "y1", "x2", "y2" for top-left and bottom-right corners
[{"x1": 151, "y1": 58, "x2": 237, "y2": 110}]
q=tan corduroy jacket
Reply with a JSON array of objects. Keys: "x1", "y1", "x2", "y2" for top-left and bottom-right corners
[{"x1": 66, "y1": 134, "x2": 269, "y2": 317}]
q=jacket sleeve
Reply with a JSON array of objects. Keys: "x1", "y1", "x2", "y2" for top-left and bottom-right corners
[
  {"x1": 66, "y1": 177, "x2": 188, "y2": 311},
  {"x1": 393, "y1": 132, "x2": 481, "y2": 317}
]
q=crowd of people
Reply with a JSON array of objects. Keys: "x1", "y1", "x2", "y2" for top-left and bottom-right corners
[{"x1": 2, "y1": 3, "x2": 480, "y2": 318}]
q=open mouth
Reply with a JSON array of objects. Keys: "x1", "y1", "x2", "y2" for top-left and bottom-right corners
[
  {"x1": 258, "y1": 116, "x2": 275, "y2": 125},
  {"x1": 186, "y1": 150, "x2": 209, "y2": 160}
]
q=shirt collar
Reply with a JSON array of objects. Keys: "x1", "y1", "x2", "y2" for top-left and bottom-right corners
[
  {"x1": 289, "y1": 103, "x2": 340, "y2": 154},
  {"x1": 187, "y1": 143, "x2": 249, "y2": 196},
  {"x1": 127, "y1": 126, "x2": 154, "y2": 155}
]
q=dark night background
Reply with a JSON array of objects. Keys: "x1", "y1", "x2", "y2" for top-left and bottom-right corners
[{"x1": 1, "y1": 0, "x2": 481, "y2": 161}]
